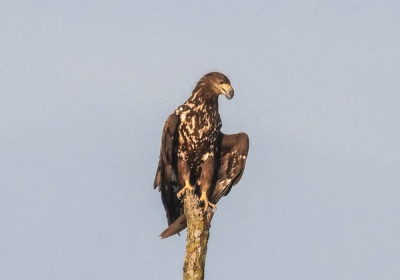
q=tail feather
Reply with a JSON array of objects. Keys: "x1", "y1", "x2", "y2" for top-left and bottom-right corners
[{"x1": 160, "y1": 215, "x2": 187, "y2": 239}]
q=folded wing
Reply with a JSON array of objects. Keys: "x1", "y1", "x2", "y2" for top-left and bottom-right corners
[{"x1": 154, "y1": 114, "x2": 181, "y2": 226}]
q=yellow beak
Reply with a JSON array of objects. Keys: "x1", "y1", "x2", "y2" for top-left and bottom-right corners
[{"x1": 221, "y1": 84, "x2": 234, "y2": 100}]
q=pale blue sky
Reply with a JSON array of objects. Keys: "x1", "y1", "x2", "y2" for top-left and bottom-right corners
[{"x1": 1, "y1": 1, "x2": 399, "y2": 279}]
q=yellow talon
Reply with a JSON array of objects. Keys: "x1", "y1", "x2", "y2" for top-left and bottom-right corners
[
  {"x1": 199, "y1": 192, "x2": 217, "y2": 214},
  {"x1": 177, "y1": 181, "x2": 194, "y2": 199}
]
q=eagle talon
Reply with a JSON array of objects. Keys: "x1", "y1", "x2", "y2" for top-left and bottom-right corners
[
  {"x1": 177, "y1": 183, "x2": 194, "y2": 200},
  {"x1": 199, "y1": 193, "x2": 217, "y2": 214}
]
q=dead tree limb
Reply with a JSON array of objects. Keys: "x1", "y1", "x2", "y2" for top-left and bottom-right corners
[{"x1": 182, "y1": 190, "x2": 213, "y2": 280}]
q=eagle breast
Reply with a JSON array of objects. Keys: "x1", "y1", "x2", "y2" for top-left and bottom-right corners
[{"x1": 175, "y1": 101, "x2": 221, "y2": 169}]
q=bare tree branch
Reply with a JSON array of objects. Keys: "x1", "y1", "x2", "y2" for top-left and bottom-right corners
[{"x1": 182, "y1": 190, "x2": 213, "y2": 280}]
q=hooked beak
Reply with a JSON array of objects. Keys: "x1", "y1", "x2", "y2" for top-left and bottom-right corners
[{"x1": 221, "y1": 84, "x2": 234, "y2": 100}]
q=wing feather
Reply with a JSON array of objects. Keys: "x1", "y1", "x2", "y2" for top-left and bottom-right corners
[
  {"x1": 210, "y1": 132, "x2": 249, "y2": 203},
  {"x1": 154, "y1": 114, "x2": 181, "y2": 225}
]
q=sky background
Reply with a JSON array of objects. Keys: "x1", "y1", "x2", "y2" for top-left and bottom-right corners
[{"x1": 1, "y1": 1, "x2": 399, "y2": 279}]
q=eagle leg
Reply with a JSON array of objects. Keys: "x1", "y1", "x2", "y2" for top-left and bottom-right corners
[
  {"x1": 177, "y1": 180, "x2": 194, "y2": 199},
  {"x1": 177, "y1": 158, "x2": 194, "y2": 200},
  {"x1": 198, "y1": 155, "x2": 217, "y2": 214}
]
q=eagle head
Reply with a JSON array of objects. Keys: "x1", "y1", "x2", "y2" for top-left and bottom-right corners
[{"x1": 197, "y1": 72, "x2": 234, "y2": 100}]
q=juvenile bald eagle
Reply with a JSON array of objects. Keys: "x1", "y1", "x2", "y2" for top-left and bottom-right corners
[{"x1": 154, "y1": 72, "x2": 249, "y2": 238}]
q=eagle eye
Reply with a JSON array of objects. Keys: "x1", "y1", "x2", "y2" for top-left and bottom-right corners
[{"x1": 219, "y1": 80, "x2": 224, "y2": 84}]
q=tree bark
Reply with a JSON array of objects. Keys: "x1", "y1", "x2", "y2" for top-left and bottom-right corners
[{"x1": 182, "y1": 190, "x2": 212, "y2": 280}]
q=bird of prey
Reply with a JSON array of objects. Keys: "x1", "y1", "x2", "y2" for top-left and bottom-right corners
[{"x1": 154, "y1": 72, "x2": 249, "y2": 238}]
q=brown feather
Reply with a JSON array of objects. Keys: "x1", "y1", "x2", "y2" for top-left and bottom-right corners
[{"x1": 154, "y1": 114, "x2": 181, "y2": 225}]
